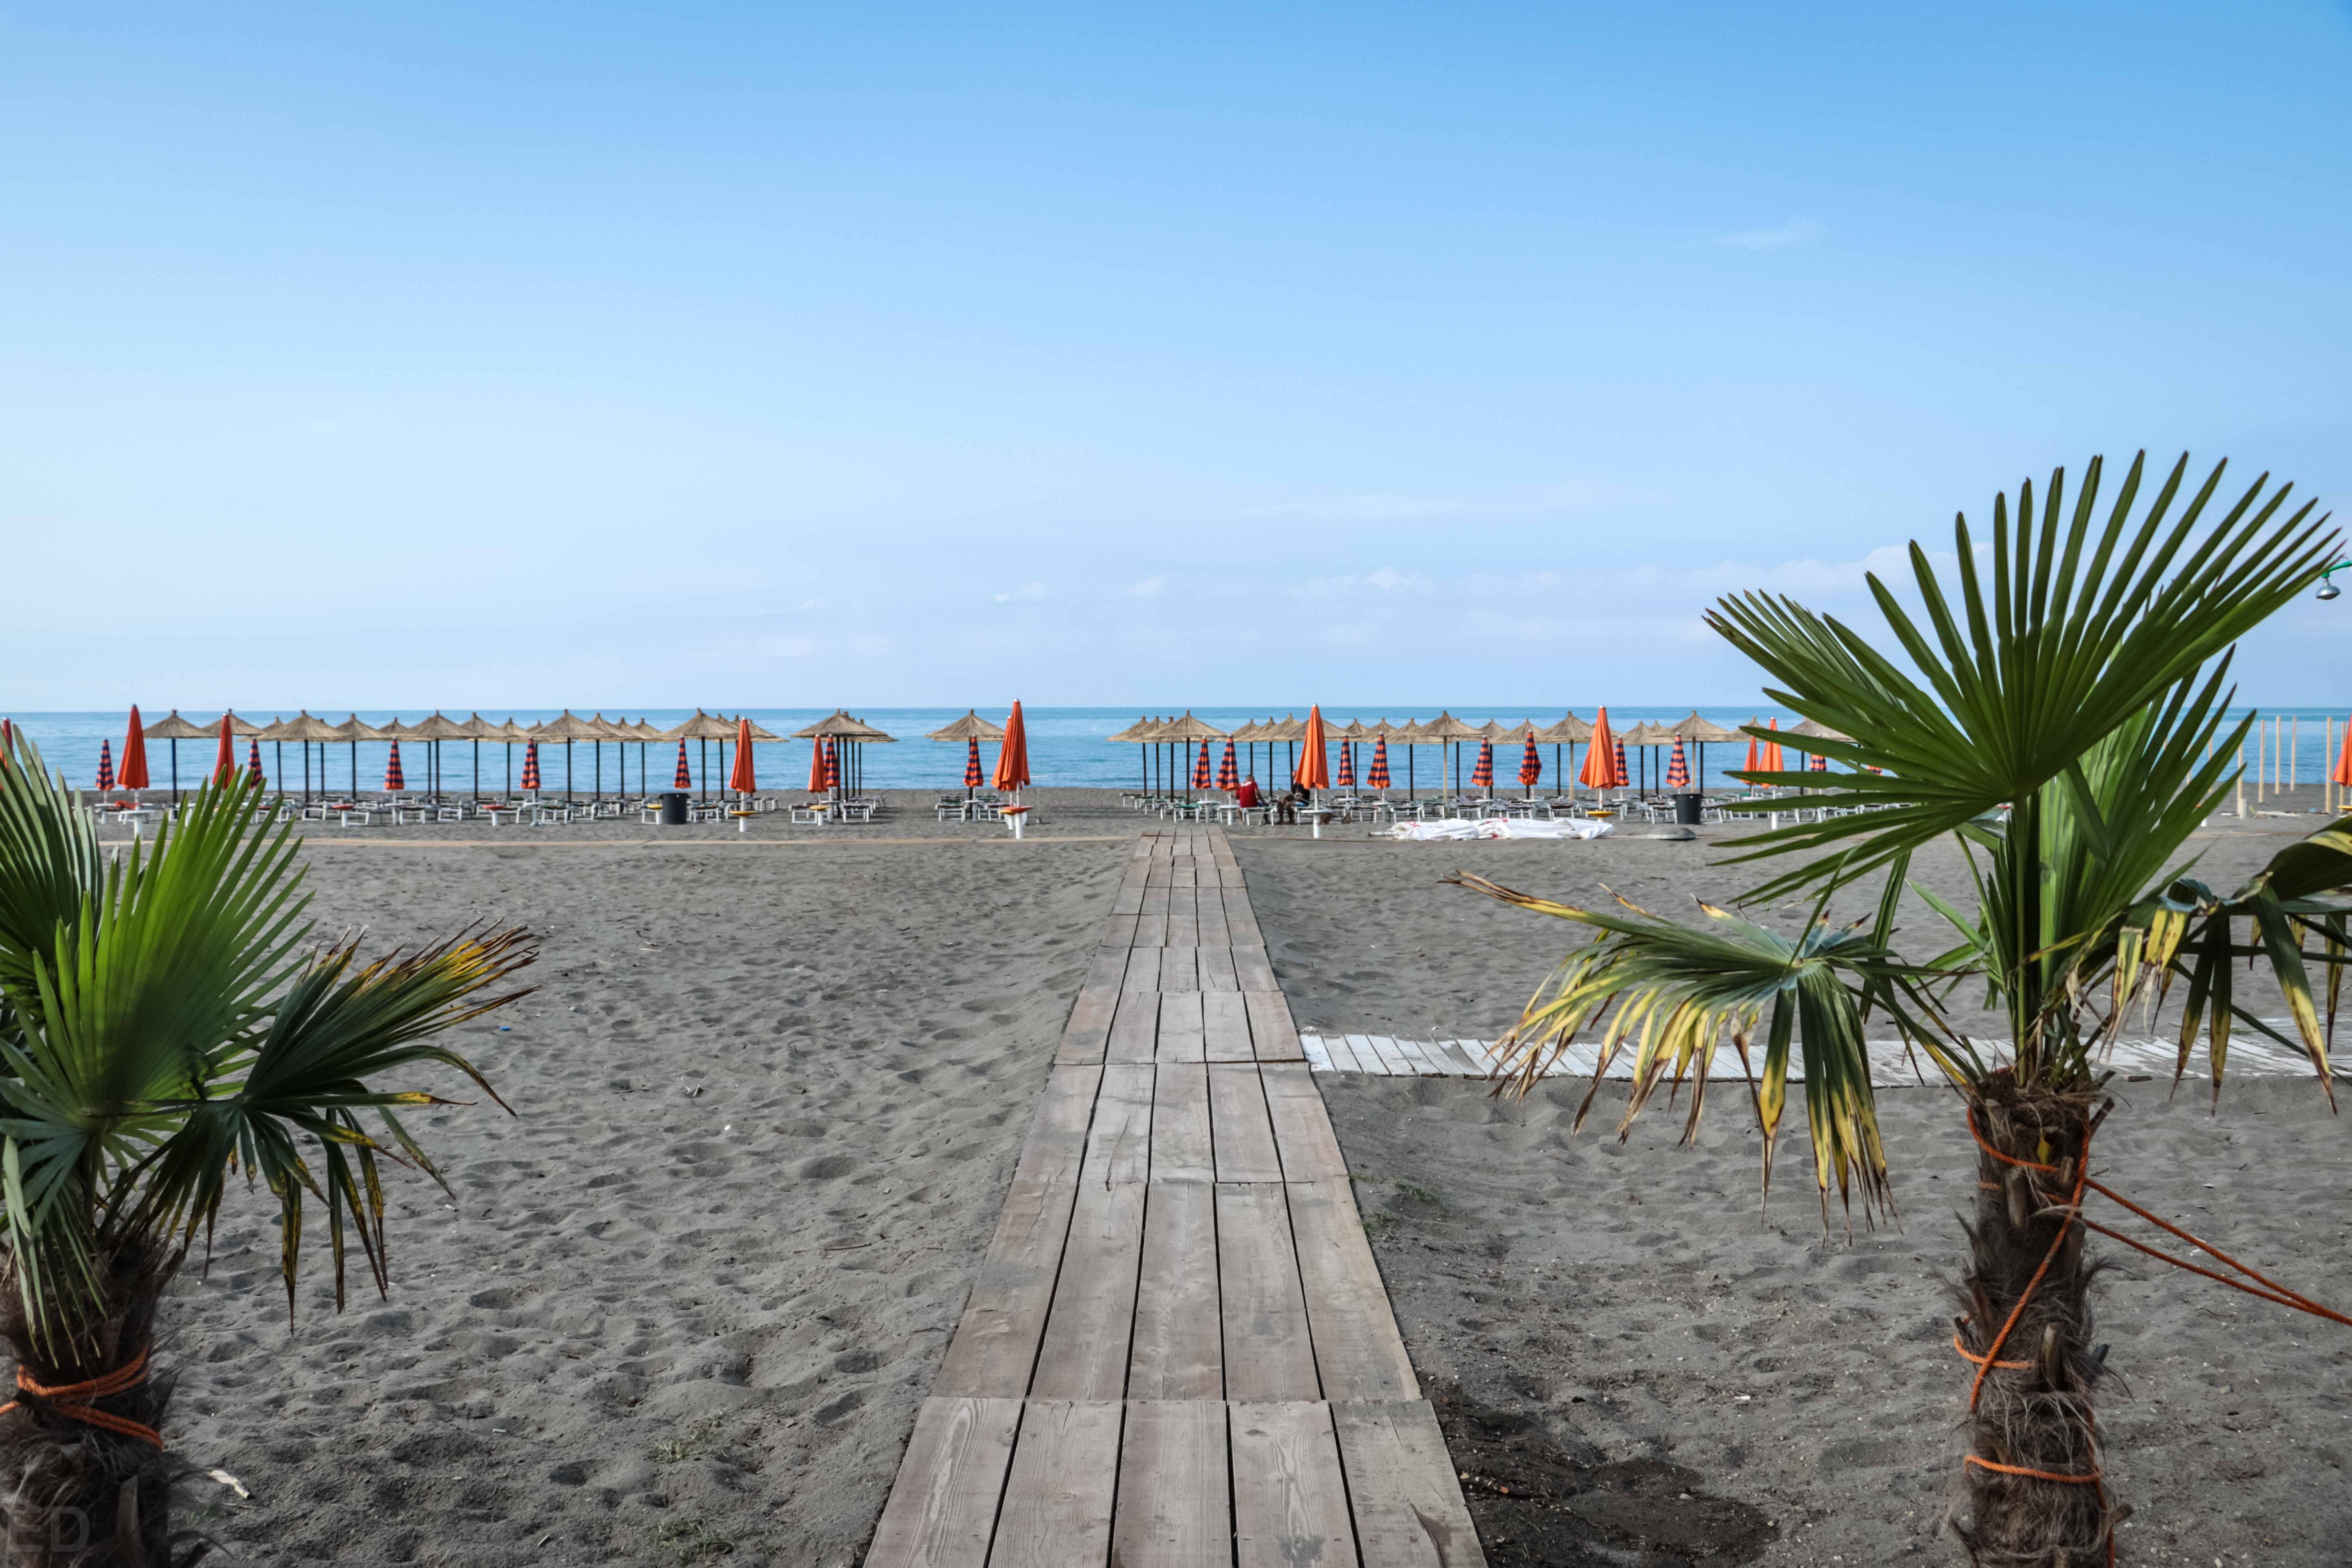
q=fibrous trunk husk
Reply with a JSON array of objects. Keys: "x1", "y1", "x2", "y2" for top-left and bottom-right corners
[
  {"x1": 1946, "y1": 1073, "x2": 2116, "y2": 1566},
  {"x1": 0, "y1": 1240, "x2": 201, "y2": 1566}
]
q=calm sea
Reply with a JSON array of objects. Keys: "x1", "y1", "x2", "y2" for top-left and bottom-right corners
[{"x1": 4, "y1": 706, "x2": 2342, "y2": 799}]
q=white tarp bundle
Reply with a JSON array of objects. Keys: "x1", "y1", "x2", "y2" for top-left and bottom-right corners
[{"x1": 1386, "y1": 816, "x2": 1612, "y2": 842}]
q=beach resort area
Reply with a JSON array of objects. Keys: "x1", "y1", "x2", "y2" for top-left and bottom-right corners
[{"x1": 9, "y1": 7, "x2": 2352, "y2": 1566}]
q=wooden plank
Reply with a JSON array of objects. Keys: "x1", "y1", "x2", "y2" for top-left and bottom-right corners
[
  {"x1": 1055, "y1": 985, "x2": 1119, "y2": 1065},
  {"x1": 1231, "y1": 1402, "x2": 1360, "y2": 1568},
  {"x1": 1386, "y1": 1038, "x2": 1441, "y2": 1076},
  {"x1": 1167, "y1": 887, "x2": 1197, "y2": 928},
  {"x1": 1232, "y1": 946, "x2": 1279, "y2": 992},
  {"x1": 1133, "y1": 913, "x2": 1169, "y2": 949},
  {"x1": 1196, "y1": 900, "x2": 1232, "y2": 947},
  {"x1": 1289, "y1": 1182, "x2": 1418, "y2": 1399},
  {"x1": 1300, "y1": 1034, "x2": 1334, "y2": 1072},
  {"x1": 1218, "y1": 1181, "x2": 1321, "y2": 1400},
  {"x1": 866, "y1": 1397, "x2": 1023, "y2": 1568},
  {"x1": 1433, "y1": 1039, "x2": 1486, "y2": 1077},
  {"x1": 1111, "y1": 883, "x2": 1145, "y2": 917},
  {"x1": 1142, "y1": 880, "x2": 1173, "y2": 913},
  {"x1": 937, "y1": 1180, "x2": 1080, "y2": 1397},
  {"x1": 1197, "y1": 945, "x2": 1240, "y2": 993},
  {"x1": 1011, "y1": 1065, "x2": 1104, "y2": 1186},
  {"x1": 1083, "y1": 947, "x2": 1131, "y2": 992},
  {"x1": 1157, "y1": 947, "x2": 1199, "y2": 993},
  {"x1": 1167, "y1": 908, "x2": 1201, "y2": 947},
  {"x1": 1262, "y1": 1065, "x2": 1350, "y2": 1184},
  {"x1": 1246, "y1": 990, "x2": 1303, "y2": 1061},
  {"x1": 1209, "y1": 1065, "x2": 1284, "y2": 1183},
  {"x1": 1097, "y1": 912, "x2": 1141, "y2": 948},
  {"x1": 1332, "y1": 1401, "x2": 1487, "y2": 1568},
  {"x1": 1318, "y1": 1034, "x2": 1361, "y2": 1073},
  {"x1": 987, "y1": 1401, "x2": 1121, "y2": 1568},
  {"x1": 1110, "y1": 1400, "x2": 1230, "y2": 1568},
  {"x1": 1203, "y1": 991, "x2": 1255, "y2": 1063},
  {"x1": 1224, "y1": 890, "x2": 1260, "y2": 933},
  {"x1": 1149, "y1": 1063, "x2": 1212, "y2": 1182},
  {"x1": 1080, "y1": 1064, "x2": 1154, "y2": 1185},
  {"x1": 1121, "y1": 948, "x2": 1162, "y2": 994},
  {"x1": 1344, "y1": 1035, "x2": 1388, "y2": 1076},
  {"x1": 1155, "y1": 992, "x2": 1206, "y2": 1064},
  {"x1": 1029, "y1": 1180, "x2": 1146, "y2": 1400},
  {"x1": 1106, "y1": 991, "x2": 1159, "y2": 1065},
  {"x1": 1126, "y1": 1179, "x2": 1222, "y2": 1399}
]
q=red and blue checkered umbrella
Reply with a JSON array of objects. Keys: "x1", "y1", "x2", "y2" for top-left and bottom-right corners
[
  {"x1": 1665, "y1": 737, "x2": 1690, "y2": 790},
  {"x1": 673, "y1": 740, "x2": 692, "y2": 789},
  {"x1": 1470, "y1": 738, "x2": 1494, "y2": 790},
  {"x1": 246, "y1": 739, "x2": 265, "y2": 786},
  {"x1": 1217, "y1": 738, "x2": 1239, "y2": 792},
  {"x1": 520, "y1": 742, "x2": 541, "y2": 792},
  {"x1": 1367, "y1": 735, "x2": 1390, "y2": 789},
  {"x1": 1334, "y1": 740, "x2": 1355, "y2": 789},
  {"x1": 1519, "y1": 733, "x2": 1542, "y2": 789},
  {"x1": 1810, "y1": 751, "x2": 1828, "y2": 772},
  {"x1": 1612, "y1": 739, "x2": 1630, "y2": 787},
  {"x1": 965, "y1": 737, "x2": 984, "y2": 788},
  {"x1": 383, "y1": 741, "x2": 406, "y2": 792},
  {"x1": 824, "y1": 738, "x2": 841, "y2": 789},
  {"x1": 1191, "y1": 740, "x2": 1212, "y2": 791},
  {"x1": 94, "y1": 740, "x2": 115, "y2": 792}
]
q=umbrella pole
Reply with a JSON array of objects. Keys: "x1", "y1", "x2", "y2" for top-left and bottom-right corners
[
  {"x1": 566, "y1": 740, "x2": 574, "y2": 805},
  {"x1": 169, "y1": 738, "x2": 178, "y2": 807},
  {"x1": 506, "y1": 743, "x2": 514, "y2": 797}
]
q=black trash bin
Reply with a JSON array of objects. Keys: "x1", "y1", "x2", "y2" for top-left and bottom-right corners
[
  {"x1": 659, "y1": 791, "x2": 690, "y2": 826},
  {"x1": 1674, "y1": 792, "x2": 1702, "y2": 826}
]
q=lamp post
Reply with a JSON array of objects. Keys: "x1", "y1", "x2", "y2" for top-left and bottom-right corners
[{"x1": 2319, "y1": 561, "x2": 2351, "y2": 600}]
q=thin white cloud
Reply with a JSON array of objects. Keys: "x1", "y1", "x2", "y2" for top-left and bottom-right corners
[
  {"x1": 992, "y1": 581, "x2": 1047, "y2": 603},
  {"x1": 1126, "y1": 576, "x2": 1166, "y2": 598},
  {"x1": 1293, "y1": 566, "x2": 1434, "y2": 599},
  {"x1": 1707, "y1": 217, "x2": 1826, "y2": 251},
  {"x1": 1240, "y1": 494, "x2": 1465, "y2": 521}
]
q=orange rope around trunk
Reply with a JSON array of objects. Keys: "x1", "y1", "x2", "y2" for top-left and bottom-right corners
[{"x1": 0, "y1": 1348, "x2": 163, "y2": 1448}]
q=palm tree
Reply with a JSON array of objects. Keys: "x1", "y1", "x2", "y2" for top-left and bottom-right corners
[
  {"x1": 1453, "y1": 452, "x2": 2348, "y2": 1564},
  {"x1": 0, "y1": 736, "x2": 532, "y2": 1563}
]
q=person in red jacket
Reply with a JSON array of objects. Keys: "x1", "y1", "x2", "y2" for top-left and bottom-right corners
[{"x1": 1234, "y1": 774, "x2": 1261, "y2": 809}]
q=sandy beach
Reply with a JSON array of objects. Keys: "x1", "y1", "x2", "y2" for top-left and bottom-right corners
[
  {"x1": 163, "y1": 832, "x2": 1126, "y2": 1567},
  {"x1": 148, "y1": 803, "x2": 2352, "y2": 1566},
  {"x1": 1238, "y1": 825, "x2": 2352, "y2": 1567}
]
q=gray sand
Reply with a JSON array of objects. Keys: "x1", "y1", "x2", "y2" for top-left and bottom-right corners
[
  {"x1": 144, "y1": 806, "x2": 2352, "y2": 1566},
  {"x1": 1240, "y1": 829, "x2": 2352, "y2": 1566},
  {"x1": 163, "y1": 835, "x2": 1124, "y2": 1567}
]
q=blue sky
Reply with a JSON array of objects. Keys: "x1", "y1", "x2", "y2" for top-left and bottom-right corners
[{"x1": 6, "y1": 3, "x2": 2350, "y2": 710}]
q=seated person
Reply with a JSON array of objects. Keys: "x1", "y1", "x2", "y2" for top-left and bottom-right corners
[
  {"x1": 1272, "y1": 780, "x2": 1311, "y2": 824},
  {"x1": 1235, "y1": 774, "x2": 1261, "y2": 809}
]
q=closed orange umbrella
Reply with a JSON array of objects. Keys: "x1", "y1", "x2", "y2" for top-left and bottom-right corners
[
  {"x1": 1742, "y1": 720, "x2": 1763, "y2": 778},
  {"x1": 807, "y1": 735, "x2": 828, "y2": 792},
  {"x1": 729, "y1": 716, "x2": 757, "y2": 794},
  {"x1": 993, "y1": 701, "x2": 1031, "y2": 793},
  {"x1": 1760, "y1": 718, "x2": 1785, "y2": 776},
  {"x1": 1297, "y1": 705, "x2": 1330, "y2": 791},
  {"x1": 212, "y1": 717, "x2": 237, "y2": 786},
  {"x1": 119, "y1": 708, "x2": 151, "y2": 795},
  {"x1": 1580, "y1": 706, "x2": 1622, "y2": 790},
  {"x1": 2332, "y1": 723, "x2": 2352, "y2": 791}
]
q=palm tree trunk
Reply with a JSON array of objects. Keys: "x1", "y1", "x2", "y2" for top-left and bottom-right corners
[{"x1": 1948, "y1": 1076, "x2": 2116, "y2": 1565}]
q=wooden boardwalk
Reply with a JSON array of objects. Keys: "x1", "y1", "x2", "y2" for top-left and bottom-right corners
[{"x1": 868, "y1": 827, "x2": 1484, "y2": 1568}]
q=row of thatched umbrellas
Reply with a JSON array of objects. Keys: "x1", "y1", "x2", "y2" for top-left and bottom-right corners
[
  {"x1": 1104, "y1": 709, "x2": 1852, "y2": 799},
  {"x1": 106, "y1": 706, "x2": 920, "y2": 805}
]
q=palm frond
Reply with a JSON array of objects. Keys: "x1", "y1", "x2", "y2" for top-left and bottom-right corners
[{"x1": 1445, "y1": 872, "x2": 1942, "y2": 1220}]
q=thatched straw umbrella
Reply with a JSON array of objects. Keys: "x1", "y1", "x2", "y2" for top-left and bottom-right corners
[
  {"x1": 1155, "y1": 712, "x2": 1228, "y2": 798},
  {"x1": 664, "y1": 710, "x2": 739, "y2": 802},
  {"x1": 140, "y1": 710, "x2": 213, "y2": 805},
  {"x1": 1105, "y1": 715, "x2": 1159, "y2": 796},
  {"x1": 1533, "y1": 712, "x2": 1592, "y2": 799},
  {"x1": 408, "y1": 712, "x2": 469, "y2": 801},
  {"x1": 794, "y1": 710, "x2": 896, "y2": 797},
  {"x1": 1416, "y1": 712, "x2": 1481, "y2": 799},
  {"x1": 450, "y1": 713, "x2": 500, "y2": 800},
  {"x1": 1619, "y1": 720, "x2": 1673, "y2": 794},
  {"x1": 1669, "y1": 711, "x2": 1742, "y2": 795},
  {"x1": 930, "y1": 710, "x2": 1007, "y2": 801},
  {"x1": 328, "y1": 715, "x2": 386, "y2": 800},
  {"x1": 264, "y1": 711, "x2": 342, "y2": 803},
  {"x1": 486, "y1": 718, "x2": 532, "y2": 797},
  {"x1": 530, "y1": 711, "x2": 606, "y2": 804}
]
